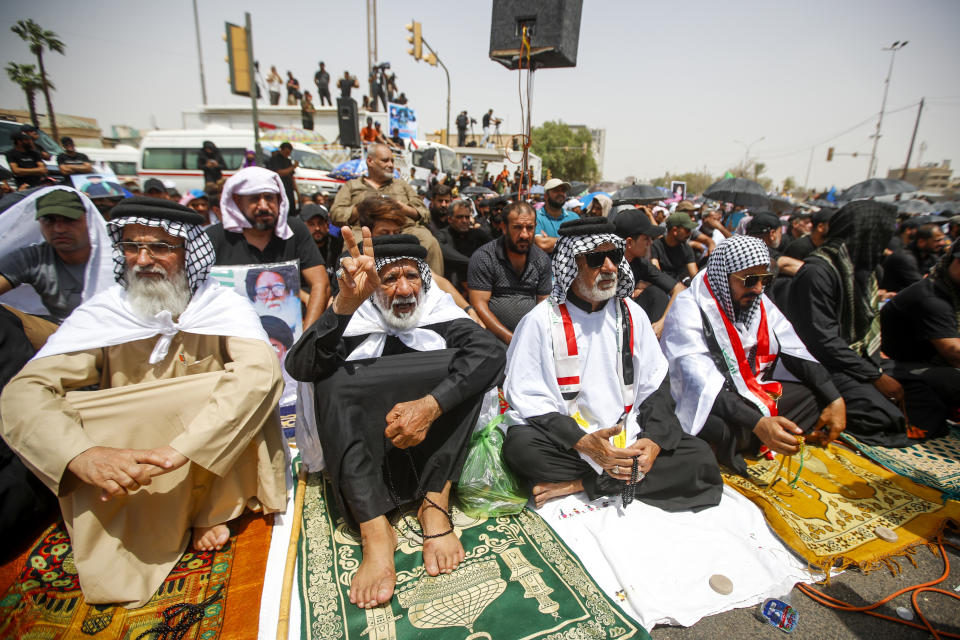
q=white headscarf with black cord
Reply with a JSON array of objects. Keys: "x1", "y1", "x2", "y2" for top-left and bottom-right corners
[{"x1": 550, "y1": 218, "x2": 634, "y2": 303}]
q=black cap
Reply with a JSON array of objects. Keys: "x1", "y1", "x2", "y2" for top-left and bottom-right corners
[
  {"x1": 300, "y1": 204, "x2": 329, "y2": 222},
  {"x1": 614, "y1": 210, "x2": 665, "y2": 239},
  {"x1": 371, "y1": 234, "x2": 427, "y2": 259},
  {"x1": 260, "y1": 315, "x2": 294, "y2": 349},
  {"x1": 812, "y1": 208, "x2": 836, "y2": 224},
  {"x1": 558, "y1": 218, "x2": 617, "y2": 237},
  {"x1": 110, "y1": 195, "x2": 206, "y2": 225},
  {"x1": 143, "y1": 178, "x2": 166, "y2": 194},
  {"x1": 746, "y1": 211, "x2": 781, "y2": 235}
]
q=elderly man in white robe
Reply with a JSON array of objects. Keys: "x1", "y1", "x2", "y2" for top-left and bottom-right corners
[
  {"x1": 502, "y1": 218, "x2": 722, "y2": 512},
  {"x1": 0, "y1": 196, "x2": 286, "y2": 608},
  {"x1": 285, "y1": 230, "x2": 505, "y2": 610},
  {"x1": 660, "y1": 234, "x2": 846, "y2": 474}
]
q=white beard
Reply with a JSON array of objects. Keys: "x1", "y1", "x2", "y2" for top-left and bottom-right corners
[
  {"x1": 125, "y1": 265, "x2": 191, "y2": 319},
  {"x1": 373, "y1": 289, "x2": 425, "y2": 331},
  {"x1": 577, "y1": 272, "x2": 617, "y2": 303}
]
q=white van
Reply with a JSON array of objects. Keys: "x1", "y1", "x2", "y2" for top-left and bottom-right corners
[
  {"x1": 408, "y1": 140, "x2": 460, "y2": 182},
  {"x1": 137, "y1": 126, "x2": 341, "y2": 196},
  {"x1": 77, "y1": 145, "x2": 139, "y2": 183}
]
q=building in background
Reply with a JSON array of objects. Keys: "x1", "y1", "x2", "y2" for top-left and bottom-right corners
[{"x1": 887, "y1": 160, "x2": 952, "y2": 193}]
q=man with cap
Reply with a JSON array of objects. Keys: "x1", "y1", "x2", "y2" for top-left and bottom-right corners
[
  {"x1": 285, "y1": 229, "x2": 505, "y2": 609},
  {"x1": 0, "y1": 196, "x2": 287, "y2": 607},
  {"x1": 207, "y1": 166, "x2": 331, "y2": 328},
  {"x1": 788, "y1": 200, "x2": 912, "y2": 446},
  {"x1": 0, "y1": 187, "x2": 113, "y2": 332},
  {"x1": 328, "y1": 142, "x2": 444, "y2": 275},
  {"x1": 660, "y1": 235, "x2": 846, "y2": 474},
  {"x1": 778, "y1": 211, "x2": 812, "y2": 253},
  {"x1": 745, "y1": 211, "x2": 804, "y2": 277},
  {"x1": 614, "y1": 209, "x2": 684, "y2": 336},
  {"x1": 57, "y1": 136, "x2": 94, "y2": 176},
  {"x1": 502, "y1": 218, "x2": 722, "y2": 511},
  {"x1": 534, "y1": 177, "x2": 579, "y2": 254},
  {"x1": 468, "y1": 201, "x2": 552, "y2": 344},
  {"x1": 302, "y1": 202, "x2": 343, "y2": 282},
  {"x1": 650, "y1": 211, "x2": 699, "y2": 282},
  {"x1": 143, "y1": 178, "x2": 169, "y2": 200},
  {"x1": 674, "y1": 200, "x2": 716, "y2": 263},
  {"x1": 880, "y1": 238, "x2": 960, "y2": 438},
  {"x1": 880, "y1": 219, "x2": 949, "y2": 293},
  {"x1": 784, "y1": 208, "x2": 834, "y2": 260}
]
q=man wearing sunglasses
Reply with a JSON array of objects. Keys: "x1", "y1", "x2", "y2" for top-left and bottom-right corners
[
  {"x1": 1, "y1": 196, "x2": 286, "y2": 608},
  {"x1": 502, "y1": 218, "x2": 722, "y2": 512},
  {"x1": 660, "y1": 235, "x2": 846, "y2": 475}
]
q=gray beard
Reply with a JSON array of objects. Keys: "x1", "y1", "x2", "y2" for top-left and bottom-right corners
[
  {"x1": 373, "y1": 290, "x2": 425, "y2": 331},
  {"x1": 125, "y1": 266, "x2": 192, "y2": 320},
  {"x1": 576, "y1": 273, "x2": 617, "y2": 303}
]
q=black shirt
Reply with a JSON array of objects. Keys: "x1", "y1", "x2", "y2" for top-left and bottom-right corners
[
  {"x1": 482, "y1": 112, "x2": 492, "y2": 128},
  {"x1": 628, "y1": 257, "x2": 677, "y2": 294},
  {"x1": 337, "y1": 77, "x2": 354, "y2": 98},
  {"x1": 880, "y1": 244, "x2": 936, "y2": 292},
  {"x1": 205, "y1": 217, "x2": 324, "y2": 289},
  {"x1": 56, "y1": 151, "x2": 90, "y2": 167},
  {"x1": 784, "y1": 235, "x2": 817, "y2": 260},
  {"x1": 314, "y1": 70, "x2": 329, "y2": 89},
  {"x1": 881, "y1": 277, "x2": 959, "y2": 363},
  {"x1": 265, "y1": 152, "x2": 296, "y2": 199},
  {"x1": 5, "y1": 148, "x2": 45, "y2": 187},
  {"x1": 650, "y1": 237, "x2": 696, "y2": 282},
  {"x1": 467, "y1": 236, "x2": 552, "y2": 331}
]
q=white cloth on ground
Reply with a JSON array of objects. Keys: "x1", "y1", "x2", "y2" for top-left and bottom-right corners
[
  {"x1": 0, "y1": 185, "x2": 114, "y2": 315},
  {"x1": 219, "y1": 166, "x2": 293, "y2": 240},
  {"x1": 535, "y1": 486, "x2": 815, "y2": 630},
  {"x1": 35, "y1": 279, "x2": 269, "y2": 364}
]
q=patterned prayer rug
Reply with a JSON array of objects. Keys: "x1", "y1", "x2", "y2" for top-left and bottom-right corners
[
  {"x1": 0, "y1": 521, "x2": 235, "y2": 639},
  {"x1": 296, "y1": 471, "x2": 648, "y2": 640},
  {"x1": 841, "y1": 426, "x2": 960, "y2": 502},
  {"x1": 722, "y1": 443, "x2": 960, "y2": 575}
]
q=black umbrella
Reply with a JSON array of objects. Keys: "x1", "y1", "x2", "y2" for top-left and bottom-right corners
[
  {"x1": 769, "y1": 196, "x2": 796, "y2": 214},
  {"x1": 702, "y1": 178, "x2": 770, "y2": 208},
  {"x1": 612, "y1": 184, "x2": 663, "y2": 205},
  {"x1": 568, "y1": 181, "x2": 588, "y2": 196},
  {"x1": 460, "y1": 185, "x2": 497, "y2": 196},
  {"x1": 896, "y1": 199, "x2": 934, "y2": 215},
  {"x1": 841, "y1": 178, "x2": 916, "y2": 201}
]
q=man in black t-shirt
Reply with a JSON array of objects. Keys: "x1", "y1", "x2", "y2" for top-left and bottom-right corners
[
  {"x1": 265, "y1": 143, "x2": 299, "y2": 213},
  {"x1": 880, "y1": 240, "x2": 960, "y2": 436},
  {"x1": 57, "y1": 137, "x2": 93, "y2": 177},
  {"x1": 785, "y1": 208, "x2": 834, "y2": 260},
  {"x1": 314, "y1": 62, "x2": 332, "y2": 106},
  {"x1": 5, "y1": 133, "x2": 47, "y2": 188},
  {"x1": 880, "y1": 222, "x2": 949, "y2": 293},
  {"x1": 650, "y1": 212, "x2": 697, "y2": 282},
  {"x1": 338, "y1": 71, "x2": 358, "y2": 98}
]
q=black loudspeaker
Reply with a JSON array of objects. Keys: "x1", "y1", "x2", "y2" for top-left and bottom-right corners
[
  {"x1": 489, "y1": 0, "x2": 582, "y2": 70},
  {"x1": 337, "y1": 98, "x2": 361, "y2": 148}
]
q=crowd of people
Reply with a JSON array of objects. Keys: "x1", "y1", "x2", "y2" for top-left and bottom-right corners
[{"x1": 0, "y1": 133, "x2": 958, "y2": 616}]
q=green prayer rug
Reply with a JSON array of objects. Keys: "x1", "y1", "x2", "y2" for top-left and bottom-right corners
[
  {"x1": 296, "y1": 471, "x2": 647, "y2": 640},
  {"x1": 842, "y1": 426, "x2": 960, "y2": 502}
]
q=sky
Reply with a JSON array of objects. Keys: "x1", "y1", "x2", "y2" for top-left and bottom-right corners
[{"x1": 2, "y1": 0, "x2": 959, "y2": 192}]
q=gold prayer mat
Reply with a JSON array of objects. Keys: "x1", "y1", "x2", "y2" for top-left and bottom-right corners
[
  {"x1": 722, "y1": 443, "x2": 960, "y2": 575},
  {"x1": 296, "y1": 471, "x2": 648, "y2": 640}
]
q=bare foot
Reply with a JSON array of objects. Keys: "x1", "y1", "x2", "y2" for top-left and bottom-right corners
[
  {"x1": 350, "y1": 516, "x2": 397, "y2": 609},
  {"x1": 419, "y1": 487, "x2": 464, "y2": 577},
  {"x1": 532, "y1": 479, "x2": 584, "y2": 508},
  {"x1": 192, "y1": 523, "x2": 230, "y2": 551}
]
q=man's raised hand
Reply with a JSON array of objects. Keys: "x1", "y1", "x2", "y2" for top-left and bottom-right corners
[{"x1": 332, "y1": 226, "x2": 380, "y2": 315}]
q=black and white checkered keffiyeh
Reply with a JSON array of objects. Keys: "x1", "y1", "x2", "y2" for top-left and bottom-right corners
[
  {"x1": 372, "y1": 255, "x2": 432, "y2": 293},
  {"x1": 705, "y1": 235, "x2": 770, "y2": 326},
  {"x1": 108, "y1": 217, "x2": 215, "y2": 293},
  {"x1": 550, "y1": 232, "x2": 634, "y2": 303}
]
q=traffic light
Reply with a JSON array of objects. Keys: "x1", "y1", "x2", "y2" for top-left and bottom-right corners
[
  {"x1": 424, "y1": 52, "x2": 437, "y2": 66},
  {"x1": 406, "y1": 21, "x2": 422, "y2": 60},
  {"x1": 225, "y1": 22, "x2": 252, "y2": 96},
  {"x1": 826, "y1": 147, "x2": 834, "y2": 162}
]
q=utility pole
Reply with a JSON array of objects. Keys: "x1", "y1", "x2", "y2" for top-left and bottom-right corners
[
  {"x1": 245, "y1": 12, "x2": 260, "y2": 160},
  {"x1": 733, "y1": 136, "x2": 764, "y2": 175},
  {"x1": 901, "y1": 97, "x2": 924, "y2": 180},
  {"x1": 366, "y1": 0, "x2": 378, "y2": 76},
  {"x1": 803, "y1": 146, "x2": 815, "y2": 191},
  {"x1": 867, "y1": 40, "x2": 907, "y2": 179},
  {"x1": 192, "y1": 0, "x2": 207, "y2": 104}
]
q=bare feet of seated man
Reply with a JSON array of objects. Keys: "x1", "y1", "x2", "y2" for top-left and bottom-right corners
[
  {"x1": 351, "y1": 515, "x2": 398, "y2": 609},
  {"x1": 419, "y1": 483, "x2": 464, "y2": 577}
]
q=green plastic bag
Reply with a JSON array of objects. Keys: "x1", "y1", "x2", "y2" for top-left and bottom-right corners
[{"x1": 457, "y1": 414, "x2": 527, "y2": 518}]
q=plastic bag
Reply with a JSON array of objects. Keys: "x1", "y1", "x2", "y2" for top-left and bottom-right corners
[{"x1": 458, "y1": 414, "x2": 527, "y2": 518}]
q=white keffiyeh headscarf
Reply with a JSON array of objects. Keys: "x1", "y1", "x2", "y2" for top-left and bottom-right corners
[
  {"x1": 705, "y1": 235, "x2": 771, "y2": 327},
  {"x1": 219, "y1": 166, "x2": 294, "y2": 240},
  {"x1": 550, "y1": 232, "x2": 634, "y2": 303}
]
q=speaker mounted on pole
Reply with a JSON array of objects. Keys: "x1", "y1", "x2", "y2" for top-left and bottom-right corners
[{"x1": 489, "y1": 0, "x2": 583, "y2": 70}]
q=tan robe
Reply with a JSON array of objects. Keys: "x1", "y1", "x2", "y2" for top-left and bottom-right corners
[{"x1": 0, "y1": 333, "x2": 287, "y2": 608}]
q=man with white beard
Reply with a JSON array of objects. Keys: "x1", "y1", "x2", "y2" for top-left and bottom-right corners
[
  {"x1": 285, "y1": 231, "x2": 505, "y2": 610},
  {"x1": 502, "y1": 218, "x2": 722, "y2": 511},
  {"x1": 0, "y1": 196, "x2": 287, "y2": 608}
]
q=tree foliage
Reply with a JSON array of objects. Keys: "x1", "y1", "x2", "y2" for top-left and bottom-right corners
[
  {"x1": 5, "y1": 62, "x2": 43, "y2": 127},
  {"x1": 650, "y1": 170, "x2": 716, "y2": 196},
  {"x1": 11, "y1": 19, "x2": 65, "y2": 139},
  {"x1": 530, "y1": 121, "x2": 598, "y2": 183}
]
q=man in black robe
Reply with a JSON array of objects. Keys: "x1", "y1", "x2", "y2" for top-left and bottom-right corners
[
  {"x1": 285, "y1": 230, "x2": 505, "y2": 610},
  {"x1": 787, "y1": 200, "x2": 911, "y2": 446},
  {"x1": 501, "y1": 218, "x2": 722, "y2": 512}
]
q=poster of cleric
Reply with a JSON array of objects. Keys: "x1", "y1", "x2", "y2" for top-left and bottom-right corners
[{"x1": 208, "y1": 260, "x2": 302, "y2": 433}]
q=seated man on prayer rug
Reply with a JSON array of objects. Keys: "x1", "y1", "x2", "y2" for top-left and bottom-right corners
[
  {"x1": 284, "y1": 231, "x2": 505, "y2": 609},
  {"x1": 879, "y1": 238, "x2": 960, "y2": 438},
  {"x1": 660, "y1": 235, "x2": 846, "y2": 474},
  {"x1": 0, "y1": 196, "x2": 287, "y2": 608},
  {"x1": 787, "y1": 200, "x2": 912, "y2": 447},
  {"x1": 501, "y1": 218, "x2": 723, "y2": 512}
]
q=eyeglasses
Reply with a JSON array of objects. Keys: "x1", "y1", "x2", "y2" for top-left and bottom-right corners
[
  {"x1": 256, "y1": 284, "x2": 288, "y2": 298},
  {"x1": 115, "y1": 241, "x2": 184, "y2": 257},
  {"x1": 583, "y1": 248, "x2": 624, "y2": 269},
  {"x1": 730, "y1": 273, "x2": 775, "y2": 288}
]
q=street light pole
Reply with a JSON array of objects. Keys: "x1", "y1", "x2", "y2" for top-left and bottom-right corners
[
  {"x1": 867, "y1": 40, "x2": 907, "y2": 179},
  {"x1": 422, "y1": 37, "x2": 450, "y2": 146},
  {"x1": 733, "y1": 136, "x2": 765, "y2": 174},
  {"x1": 192, "y1": 0, "x2": 207, "y2": 104}
]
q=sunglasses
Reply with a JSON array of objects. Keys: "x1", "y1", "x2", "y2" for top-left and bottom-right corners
[
  {"x1": 583, "y1": 248, "x2": 623, "y2": 269},
  {"x1": 730, "y1": 272, "x2": 775, "y2": 288}
]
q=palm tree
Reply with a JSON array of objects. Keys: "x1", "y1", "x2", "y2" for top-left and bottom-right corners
[
  {"x1": 11, "y1": 19, "x2": 65, "y2": 140},
  {"x1": 5, "y1": 63, "x2": 45, "y2": 127}
]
